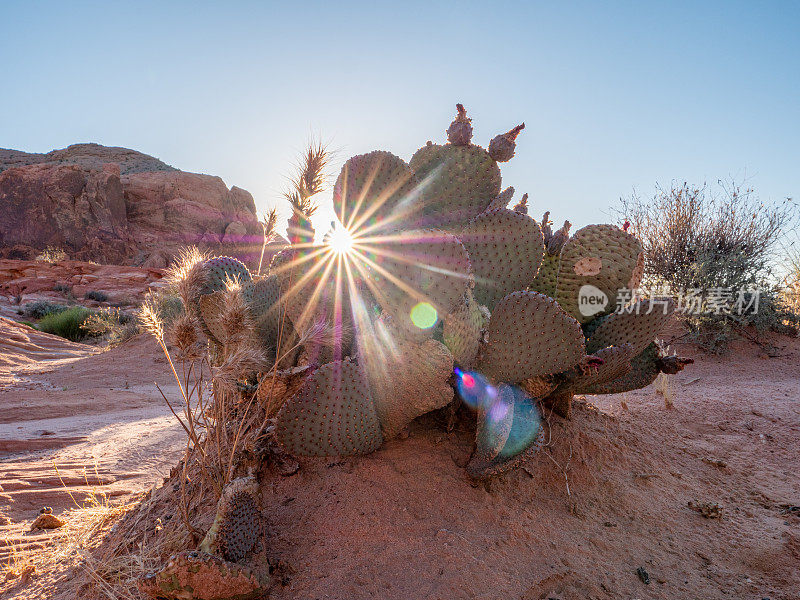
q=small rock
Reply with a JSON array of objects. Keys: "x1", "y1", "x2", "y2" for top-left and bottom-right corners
[
  {"x1": 636, "y1": 566, "x2": 650, "y2": 585},
  {"x1": 30, "y1": 513, "x2": 64, "y2": 530},
  {"x1": 688, "y1": 500, "x2": 724, "y2": 519},
  {"x1": 39, "y1": 506, "x2": 53, "y2": 514}
]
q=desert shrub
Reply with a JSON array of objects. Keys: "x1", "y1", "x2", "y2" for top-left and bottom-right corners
[
  {"x1": 21, "y1": 301, "x2": 69, "y2": 319},
  {"x1": 152, "y1": 290, "x2": 185, "y2": 328},
  {"x1": 82, "y1": 307, "x2": 139, "y2": 345},
  {"x1": 37, "y1": 306, "x2": 95, "y2": 342},
  {"x1": 36, "y1": 246, "x2": 67, "y2": 263},
  {"x1": 84, "y1": 290, "x2": 109, "y2": 302},
  {"x1": 618, "y1": 180, "x2": 798, "y2": 352}
]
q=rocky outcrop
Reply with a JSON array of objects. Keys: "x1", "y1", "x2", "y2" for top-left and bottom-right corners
[
  {"x1": 0, "y1": 259, "x2": 165, "y2": 309},
  {"x1": 0, "y1": 144, "x2": 269, "y2": 267}
]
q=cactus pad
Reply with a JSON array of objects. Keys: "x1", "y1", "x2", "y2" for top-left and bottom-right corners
[
  {"x1": 333, "y1": 150, "x2": 421, "y2": 233},
  {"x1": 467, "y1": 385, "x2": 544, "y2": 479},
  {"x1": 138, "y1": 551, "x2": 270, "y2": 600},
  {"x1": 529, "y1": 252, "x2": 560, "y2": 297},
  {"x1": 363, "y1": 333, "x2": 454, "y2": 439},
  {"x1": 480, "y1": 291, "x2": 586, "y2": 383},
  {"x1": 201, "y1": 256, "x2": 252, "y2": 295},
  {"x1": 485, "y1": 186, "x2": 515, "y2": 213},
  {"x1": 442, "y1": 290, "x2": 485, "y2": 368},
  {"x1": 554, "y1": 224, "x2": 642, "y2": 324},
  {"x1": 366, "y1": 228, "x2": 471, "y2": 336},
  {"x1": 581, "y1": 342, "x2": 661, "y2": 395},
  {"x1": 459, "y1": 208, "x2": 544, "y2": 309},
  {"x1": 585, "y1": 298, "x2": 675, "y2": 356},
  {"x1": 409, "y1": 143, "x2": 501, "y2": 229},
  {"x1": 570, "y1": 344, "x2": 634, "y2": 392},
  {"x1": 274, "y1": 359, "x2": 382, "y2": 457}
]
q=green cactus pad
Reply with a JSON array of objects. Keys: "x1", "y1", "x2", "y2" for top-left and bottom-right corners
[
  {"x1": 529, "y1": 252, "x2": 560, "y2": 297},
  {"x1": 365, "y1": 228, "x2": 471, "y2": 337},
  {"x1": 188, "y1": 256, "x2": 252, "y2": 342},
  {"x1": 479, "y1": 291, "x2": 586, "y2": 383},
  {"x1": 442, "y1": 290, "x2": 485, "y2": 368},
  {"x1": 585, "y1": 298, "x2": 675, "y2": 356},
  {"x1": 467, "y1": 386, "x2": 545, "y2": 480},
  {"x1": 554, "y1": 224, "x2": 642, "y2": 324},
  {"x1": 197, "y1": 290, "x2": 228, "y2": 345},
  {"x1": 201, "y1": 256, "x2": 252, "y2": 294},
  {"x1": 274, "y1": 359, "x2": 382, "y2": 457},
  {"x1": 270, "y1": 246, "x2": 355, "y2": 358},
  {"x1": 240, "y1": 276, "x2": 283, "y2": 352},
  {"x1": 571, "y1": 344, "x2": 634, "y2": 393},
  {"x1": 363, "y1": 331, "x2": 454, "y2": 439},
  {"x1": 485, "y1": 186, "x2": 515, "y2": 212},
  {"x1": 459, "y1": 208, "x2": 544, "y2": 310},
  {"x1": 409, "y1": 142, "x2": 501, "y2": 229},
  {"x1": 581, "y1": 342, "x2": 661, "y2": 394},
  {"x1": 333, "y1": 151, "x2": 421, "y2": 234}
]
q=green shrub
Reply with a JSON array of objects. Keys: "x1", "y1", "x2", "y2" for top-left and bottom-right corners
[
  {"x1": 21, "y1": 301, "x2": 69, "y2": 319},
  {"x1": 37, "y1": 307, "x2": 95, "y2": 342},
  {"x1": 81, "y1": 307, "x2": 139, "y2": 345},
  {"x1": 84, "y1": 290, "x2": 109, "y2": 302}
]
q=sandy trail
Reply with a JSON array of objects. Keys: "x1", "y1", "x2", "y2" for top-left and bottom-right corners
[{"x1": 0, "y1": 318, "x2": 183, "y2": 567}]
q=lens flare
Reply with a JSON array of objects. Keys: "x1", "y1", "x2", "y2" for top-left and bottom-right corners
[
  {"x1": 455, "y1": 369, "x2": 542, "y2": 462},
  {"x1": 454, "y1": 369, "x2": 496, "y2": 409},
  {"x1": 326, "y1": 225, "x2": 355, "y2": 255},
  {"x1": 410, "y1": 301, "x2": 437, "y2": 329}
]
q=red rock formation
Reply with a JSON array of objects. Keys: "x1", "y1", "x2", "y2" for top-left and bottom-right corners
[
  {"x1": 0, "y1": 144, "x2": 269, "y2": 267},
  {"x1": 0, "y1": 259, "x2": 165, "y2": 308}
]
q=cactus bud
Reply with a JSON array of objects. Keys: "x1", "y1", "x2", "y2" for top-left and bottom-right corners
[
  {"x1": 446, "y1": 103, "x2": 473, "y2": 146},
  {"x1": 488, "y1": 123, "x2": 525, "y2": 162}
]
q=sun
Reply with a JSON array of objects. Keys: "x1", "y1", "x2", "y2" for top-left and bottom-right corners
[{"x1": 325, "y1": 224, "x2": 355, "y2": 255}]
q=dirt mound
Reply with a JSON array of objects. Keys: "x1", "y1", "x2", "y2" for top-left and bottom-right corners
[{"x1": 1, "y1": 329, "x2": 798, "y2": 599}]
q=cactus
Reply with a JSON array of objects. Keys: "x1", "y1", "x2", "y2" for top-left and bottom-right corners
[
  {"x1": 442, "y1": 290, "x2": 486, "y2": 368},
  {"x1": 199, "y1": 476, "x2": 264, "y2": 563},
  {"x1": 554, "y1": 224, "x2": 643, "y2": 324},
  {"x1": 369, "y1": 228, "x2": 472, "y2": 337},
  {"x1": 479, "y1": 291, "x2": 586, "y2": 383},
  {"x1": 274, "y1": 359, "x2": 383, "y2": 457},
  {"x1": 178, "y1": 103, "x2": 692, "y2": 484},
  {"x1": 187, "y1": 256, "x2": 252, "y2": 344},
  {"x1": 333, "y1": 150, "x2": 421, "y2": 234},
  {"x1": 362, "y1": 325, "x2": 454, "y2": 439},
  {"x1": 409, "y1": 105, "x2": 503, "y2": 229},
  {"x1": 138, "y1": 550, "x2": 270, "y2": 600},
  {"x1": 467, "y1": 386, "x2": 545, "y2": 479},
  {"x1": 459, "y1": 208, "x2": 544, "y2": 310}
]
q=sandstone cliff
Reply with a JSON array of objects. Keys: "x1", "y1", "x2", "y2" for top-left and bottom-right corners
[{"x1": 0, "y1": 144, "x2": 270, "y2": 267}]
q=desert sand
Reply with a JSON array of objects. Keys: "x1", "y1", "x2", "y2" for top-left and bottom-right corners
[{"x1": 0, "y1": 316, "x2": 798, "y2": 599}]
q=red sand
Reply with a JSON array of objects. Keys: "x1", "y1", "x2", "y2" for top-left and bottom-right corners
[{"x1": 1, "y1": 316, "x2": 798, "y2": 599}]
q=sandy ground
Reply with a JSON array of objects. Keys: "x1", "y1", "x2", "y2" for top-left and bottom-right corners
[
  {"x1": 0, "y1": 315, "x2": 798, "y2": 599},
  {"x1": 0, "y1": 318, "x2": 183, "y2": 577}
]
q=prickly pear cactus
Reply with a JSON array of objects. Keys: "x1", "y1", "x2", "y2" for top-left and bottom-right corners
[
  {"x1": 180, "y1": 102, "x2": 692, "y2": 485},
  {"x1": 479, "y1": 291, "x2": 586, "y2": 383},
  {"x1": 459, "y1": 208, "x2": 544, "y2": 310},
  {"x1": 274, "y1": 359, "x2": 383, "y2": 457},
  {"x1": 554, "y1": 224, "x2": 643, "y2": 324},
  {"x1": 409, "y1": 105, "x2": 504, "y2": 229}
]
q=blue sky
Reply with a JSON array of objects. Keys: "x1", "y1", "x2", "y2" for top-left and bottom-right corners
[{"x1": 2, "y1": 1, "x2": 798, "y2": 238}]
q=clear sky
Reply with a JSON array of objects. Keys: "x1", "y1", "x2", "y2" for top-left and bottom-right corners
[{"x1": 2, "y1": 1, "x2": 798, "y2": 239}]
